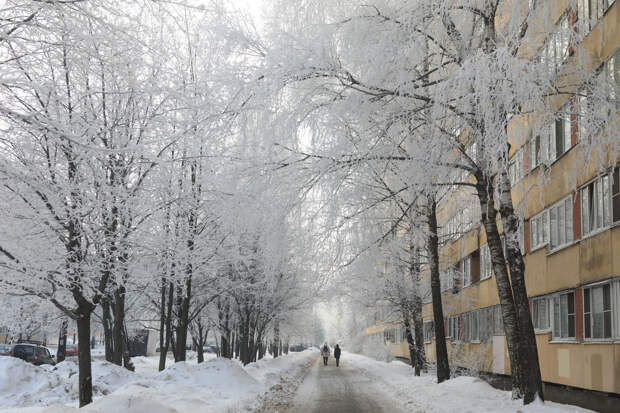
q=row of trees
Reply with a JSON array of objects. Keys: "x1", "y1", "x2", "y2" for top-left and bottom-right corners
[
  {"x1": 0, "y1": 0, "x2": 318, "y2": 407},
  {"x1": 251, "y1": 0, "x2": 619, "y2": 405},
  {"x1": 1, "y1": 0, "x2": 618, "y2": 408}
]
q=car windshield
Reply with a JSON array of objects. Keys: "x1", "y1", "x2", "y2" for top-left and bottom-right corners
[{"x1": 14, "y1": 345, "x2": 34, "y2": 355}]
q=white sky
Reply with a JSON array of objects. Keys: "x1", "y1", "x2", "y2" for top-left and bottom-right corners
[{"x1": 230, "y1": 0, "x2": 266, "y2": 26}]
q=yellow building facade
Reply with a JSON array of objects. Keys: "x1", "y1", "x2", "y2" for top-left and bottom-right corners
[{"x1": 365, "y1": 0, "x2": 620, "y2": 408}]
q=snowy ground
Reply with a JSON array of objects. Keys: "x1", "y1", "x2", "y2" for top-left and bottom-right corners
[
  {"x1": 340, "y1": 352, "x2": 594, "y2": 413},
  {"x1": 0, "y1": 351, "x2": 595, "y2": 413},
  {"x1": 0, "y1": 350, "x2": 316, "y2": 413}
]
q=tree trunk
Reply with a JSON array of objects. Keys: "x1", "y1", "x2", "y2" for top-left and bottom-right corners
[
  {"x1": 248, "y1": 318, "x2": 257, "y2": 363},
  {"x1": 402, "y1": 314, "x2": 416, "y2": 371},
  {"x1": 476, "y1": 176, "x2": 524, "y2": 398},
  {"x1": 121, "y1": 323, "x2": 134, "y2": 371},
  {"x1": 76, "y1": 310, "x2": 93, "y2": 407},
  {"x1": 158, "y1": 280, "x2": 166, "y2": 371},
  {"x1": 159, "y1": 281, "x2": 174, "y2": 371},
  {"x1": 239, "y1": 312, "x2": 250, "y2": 365},
  {"x1": 412, "y1": 299, "x2": 426, "y2": 375},
  {"x1": 234, "y1": 329, "x2": 240, "y2": 359},
  {"x1": 112, "y1": 287, "x2": 125, "y2": 366},
  {"x1": 273, "y1": 318, "x2": 280, "y2": 358},
  {"x1": 408, "y1": 241, "x2": 426, "y2": 376},
  {"x1": 175, "y1": 277, "x2": 192, "y2": 362},
  {"x1": 102, "y1": 299, "x2": 114, "y2": 363},
  {"x1": 497, "y1": 163, "x2": 544, "y2": 403},
  {"x1": 193, "y1": 322, "x2": 207, "y2": 364},
  {"x1": 427, "y1": 199, "x2": 450, "y2": 382},
  {"x1": 57, "y1": 318, "x2": 68, "y2": 363}
]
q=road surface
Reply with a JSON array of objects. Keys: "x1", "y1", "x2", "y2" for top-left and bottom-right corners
[{"x1": 290, "y1": 355, "x2": 404, "y2": 413}]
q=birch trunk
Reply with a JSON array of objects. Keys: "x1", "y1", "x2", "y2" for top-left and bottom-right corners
[
  {"x1": 427, "y1": 199, "x2": 450, "y2": 382},
  {"x1": 475, "y1": 176, "x2": 524, "y2": 398}
]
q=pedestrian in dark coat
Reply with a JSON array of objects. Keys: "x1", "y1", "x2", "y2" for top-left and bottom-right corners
[{"x1": 334, "y1": 344, "x2": 341, "y2": 367}]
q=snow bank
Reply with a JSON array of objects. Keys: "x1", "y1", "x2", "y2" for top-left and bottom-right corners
[
  {"x1": 0, "y1": 358, "x2": 139, "y2": 409},
  {"x1": 156, "y1": 358, "x2": 262, "y2": 398},
  {"x1": 0, "y1": 358, "x2": 72, "y2": 408},
  {"x1": 0, "y1": 350, "x2": 319, "y2": 413},
  {"x1": 245, "y1": 349, "x2": 316, "y2": 387},
  {"x1": 345, "y1": 352, "x2": 594, "y2": 413}
]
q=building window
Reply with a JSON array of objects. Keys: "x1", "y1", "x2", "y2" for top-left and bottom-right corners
[
  {"x1": 550, "y1": 116, "x2": 572, "y2": 161},
  {"x1": 383, "y1": 328, "x2": 396, "y2": 344},
  {"x1": 471, "y1": 311, "x2": 479, "y2": 342},
  {"x1": 613, "y1": 166, "x2": 620, "y2": 223},
  {"x1": 549, "y1": 196, "x2": 573, "y2": 250},
  {"x1": 530, "y1": 210, "x2": 548, "y2": 250},
  {"x1": 584, "y1": 283, "x2": 613, "y2": 339},
  {"x1": 581, "y1": 172, "x2": 612, "y2": 236},
  {"x1": 423, "y1": 321, "x2": 434, "y2": 343},
  {"x1": 518, "y1": 219, "x2": 525, "y2": 254},
  {"x1": 539, "y1": 15, "x2": 570, "y2": 75},
  {"x1": 578, "y1": 0, "x2": 617, "y2": 36},
  {"x1": 553, "y1": 291, "x2": 576, "y2": 339},
  {"x1": 462, "y1": 256, "x2": 472, "y2": 287},
  {"x1": 448, "y1": 316, "x2": 460, "y2": 341},
  {"x1": 480, "y1": 244, "x2": 492, "y2": 281},
  {"x1": 466, "y1": 141, "x2": 478, "y2": 164},
  {"x1": 530, "y1": 134, "x2": 548, "y2": 170},
  {"x1": 462, "y1": 313, "x2": 470, "y2": 342},
  {"x1": 509, "y1": 148, "x2": 523, "y2": 186},
  {"x1": 532, "y1": 296, "x2": 551, "y2": 331},
  {"x1": 577, "y1": 94, "x2": 590, "y2": 142},
  {"x1": 607, "y1": 50, "x2": 620, "y2": 110}
]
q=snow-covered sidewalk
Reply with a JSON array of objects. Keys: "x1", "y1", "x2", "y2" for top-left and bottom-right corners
[
  {"x1": 0, "y1": 350, "x2": 317, "y2": 413},
  {"x1": 345, "y1": 352, "x2": 593, "y2": 413}
]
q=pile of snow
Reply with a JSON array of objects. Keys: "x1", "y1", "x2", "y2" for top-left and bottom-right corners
[
  {"x1": 245, "y1": 349, "x2": 316, "y2": 387},
  {"x1": 345, "y1": 352, "x2": 593, "y2": 413},
  {"x1": 0, "y1": 350, "x2": 318, "y2": 413},
  {"x1": 0, "y1": 357, "x2": 73, "y2": 408},
  {"x1": 156, "y1": 358, "x2": 262, "y2": 398}
]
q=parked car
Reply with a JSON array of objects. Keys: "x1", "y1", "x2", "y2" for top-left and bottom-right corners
[
  {"x1": 289, "y1": 344, "x2": 306, "y2": 352},
  {"x1": 65, "y1": 344, "x2": 78, "y2": 357},
  {"x1": 0, "y1": 344, "x2": 11, "y2": 356},
  {"x1": 202, "y1": 345, "x2": 217, "y2": 354},
  {"x1": 10, "y1": 344, "x2": 56, "y2": 366}
]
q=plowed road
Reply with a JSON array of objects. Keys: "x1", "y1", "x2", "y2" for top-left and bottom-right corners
[{"x1": 290, "y1": 355, "x2": 405, "y2": 413}]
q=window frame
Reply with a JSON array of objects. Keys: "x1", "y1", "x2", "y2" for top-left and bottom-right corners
[
  {"x1": 539, "y1": 13, "x2": 571, "y2": 76},
  {"x1": 509, "y1": 148, "x2": 523, "y2": 187},
  {"x1": 532, "y1": 296, "x2": 552, "y2": 332},
  {"x1": 578, "y1": 0, "x2": 617, "y2": 37},
  {"x1": 581, "y1": 171, "x2": 613, "y2": 238},
  {"x1": 530, "y1": 210, "x2": 549, "y2": 251},
  {"x1": 549, "y1": 195, "x2": 574, "y2": 251},
  {"x1": 479, "y1": 243, "x2": 492, "y2": 281},
  {"x1": 583, "y1": 280, "x2": 617, "y2": 341},
  {"x1": 552, "y1": 290, "x2": 577, "y2": 341},
  {"x1": 423, "y1": 321, "x2": 434, "y2": 344},
  {"x1": 462, "y1": 256, "x2": 472, "y2": 287},
  {"x1": 550, "y1": 115, "x2": 572, "y2": 162}
]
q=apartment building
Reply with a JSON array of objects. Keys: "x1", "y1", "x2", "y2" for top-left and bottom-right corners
[
  {"x1": 365, "y1": 1, "x2": 620, "y2": 410},
  {"x1": 423, "y1": 0, "x2": 620, "y2": 404}
]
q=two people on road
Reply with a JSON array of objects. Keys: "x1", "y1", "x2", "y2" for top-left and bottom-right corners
[{"x1": 321, "y1": 343, "x2": 342, "y2": 367}]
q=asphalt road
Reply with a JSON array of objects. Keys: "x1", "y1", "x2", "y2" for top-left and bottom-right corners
[{"x1": 291, "y1": 355, "x2": 403, "y2": 413}]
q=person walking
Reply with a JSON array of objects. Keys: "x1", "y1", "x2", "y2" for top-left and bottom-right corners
[
  {"x1": 334, "y1": 344, "x2": 341, "y2": 367},
  {"x1": 321, "y1": 343, "x2": 330, "y2": 366}
]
